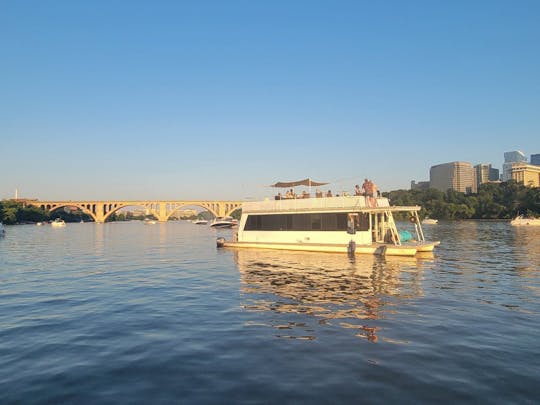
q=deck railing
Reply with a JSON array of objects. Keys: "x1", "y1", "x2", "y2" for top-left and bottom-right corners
[{"x1": 243, "y1": 196, "x2": 390, "y2": 213}]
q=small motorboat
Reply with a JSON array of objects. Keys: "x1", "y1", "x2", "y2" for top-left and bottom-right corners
[
  {"x1": 510, "y1": 215, "x2": 540, "y2": 226},
  {"x1": 210, "y1": 216, "x2": 236, "y2": 228},
  {"x1": 51, "y1": 218, "x2": 66, "y2": 227},
  {"x1": 0, "y1": 222, "x2": 5, "y2": 237},
  {"x1": 143, "y1": 219, "x2": 157, "y2": 225},
  {"x1": 422, "y1": 218, "x2": 438, "y2": 225},
  {"x1": 193, "y1": 219, "x2": 208, "y2": 225}
]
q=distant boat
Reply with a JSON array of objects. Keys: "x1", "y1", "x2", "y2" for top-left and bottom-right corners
[
  {"x1": 36, "y1": 221, "x2": 44, "y2": 226},
  {"x1": 0, "y1": 222, "x2": 5, "y2": 237},
  {"x1": 144, "y1": 219, "x2": 157, "y2": 225},
  {"x1": 422, "y1": 218, "x2": 438, "y2": 225},
  {"x1": 51, "y1": 218, "x2": 66, "y2": 227},
  {"x1": 210, "y1": 217, "x2": 236, "y2": 228},
  {"x1": 510, "y1": 215, "x2": 540, "y2": 226},
  {"x1": 193, "y1": 219, "x2": 208, "y2": 225}
]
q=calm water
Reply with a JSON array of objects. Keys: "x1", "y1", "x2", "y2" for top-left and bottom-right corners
[{"x1": 1, "y1": 221, "x2": 539, "y2": 404}]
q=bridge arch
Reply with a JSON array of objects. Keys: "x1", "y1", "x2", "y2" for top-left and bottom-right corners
[
  {"x1": 100, "y1": 203, "x2": 154, "y2": 223},
  {"x1": 36, "y1": 203, "x2": 98, "y2": 222},
  {"x1": 224, "y1": 205, "x2": 242, "y2": 218}
]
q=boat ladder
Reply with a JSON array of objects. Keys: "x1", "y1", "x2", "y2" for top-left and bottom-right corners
[{"x1": 387, "y1": 212, "x2": 401, "y2": 245}]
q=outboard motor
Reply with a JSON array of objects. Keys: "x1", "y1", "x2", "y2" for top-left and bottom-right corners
[{"x1": 216, "y1": 237, "x2": 225, "y2": 248}]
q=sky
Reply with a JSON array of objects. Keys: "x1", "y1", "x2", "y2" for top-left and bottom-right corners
[{"x1": 1, "y1": 0, "x2": 539, "y2": 201}]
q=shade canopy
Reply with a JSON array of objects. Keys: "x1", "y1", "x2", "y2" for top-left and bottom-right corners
[{"x1": 270, "y1": 178, "x2": 328, "y2": 188}]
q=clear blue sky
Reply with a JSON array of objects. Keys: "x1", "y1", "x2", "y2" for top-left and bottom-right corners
[{"x1": 1, "y1": 0, "x2": 539, "y2": 201}]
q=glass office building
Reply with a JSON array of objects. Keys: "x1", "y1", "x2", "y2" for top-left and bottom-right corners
[{"x1": 502, "y1": 150, "x2": 527, "y2": 181}]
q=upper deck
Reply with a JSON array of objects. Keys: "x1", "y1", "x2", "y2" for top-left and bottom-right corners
[{"x1": 242, "y1": 196, "x2": 420, "y2": 214}]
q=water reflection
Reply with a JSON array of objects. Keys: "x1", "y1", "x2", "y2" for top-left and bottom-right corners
[
  {"x1": 509, "y1": 225, "x2": 540, "y2": 273},
  {"x1": 234, "y1": 249, "x2": 434, "y2": 341}
]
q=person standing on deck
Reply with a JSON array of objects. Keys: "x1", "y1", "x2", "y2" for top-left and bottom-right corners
[
  {"x1": 371, "y1": 181, "x2": 378, "y2": 207},
  {"x1": 362, "y1": 179, "x2": 370, "y2": 197}
]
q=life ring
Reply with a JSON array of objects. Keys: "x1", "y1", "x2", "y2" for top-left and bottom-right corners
[{"x1": 409, "y1": 216, "x2": 417, "y2": 223}]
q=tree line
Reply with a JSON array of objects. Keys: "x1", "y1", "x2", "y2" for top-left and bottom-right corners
[
  {"x1": 383, "y1": 181, "x2": 540, "y2": 220},
  {"x1": 0, "y1": 200, "x2": 93, "y2": 224}
]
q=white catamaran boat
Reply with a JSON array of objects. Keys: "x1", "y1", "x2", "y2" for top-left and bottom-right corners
[
  {"x1": 510, "y1": 215, "x2": 540, "y2": 226},
  {"x1": 216, "y1": 179, "x2": 440, "y2": 257}
]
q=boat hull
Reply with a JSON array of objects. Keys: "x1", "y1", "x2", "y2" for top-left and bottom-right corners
[
  {"x1": 210, "y1": 223, "x2": 235, "y2": 229},
  {"x1": 218, "y1": 240, "x2": 420, "y2": 256},
  {"x1": 412, "y1": 241, "x2": 440, "y2": 252},
  {"x1": 511, "y1": 218, "x2": 540, "y2": 226}
]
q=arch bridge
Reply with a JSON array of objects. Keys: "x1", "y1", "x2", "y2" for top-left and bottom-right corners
[{"x1": 24, "y1": 200, "x2": 244, "y2": 223}]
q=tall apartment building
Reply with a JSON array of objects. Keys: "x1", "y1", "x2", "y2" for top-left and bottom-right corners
[
  {"x1": 474, "y1": 163, "x2": 500, "y2": 188},
  {"x1": 531, "y1": 154, "x2": 540, "y2": 165},
  {"x1": 430, "y1": 162, "x2": 477, "y2": 194},
  {"x1": 475, "y1": 164, "x2": 490, "y2": 187},
  {"x1": 502, "y1": 150, "x2": 527, "y2": 181}
]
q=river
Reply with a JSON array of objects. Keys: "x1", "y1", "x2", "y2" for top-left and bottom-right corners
[{"x1": 1, "y1": 221, "x2": 539, "y2": 403}]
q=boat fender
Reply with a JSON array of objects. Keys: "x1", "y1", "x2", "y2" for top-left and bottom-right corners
[
  {"x1": 348, "y1": 240, "x2": 356, "y2": 255},
  {"x1": 409, "y1": 216, "x2": 417, "y2": 223},
  {"x1": 216, "y1": 237, "x2": 225, "y2": 248}
]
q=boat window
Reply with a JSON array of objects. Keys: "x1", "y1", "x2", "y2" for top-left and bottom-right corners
[
  {"x1": 311, "y1": 214, "x2": 321, "y2": 230},
  {"x1": 292, "y1": 214, "x2": 310, "y2": 230},
  {"x1": 244, "y1": 213, "x2": 350, "y2": 231},
  {"x1": 245, "y1": 214, "x2": 262, "y2": 230}
]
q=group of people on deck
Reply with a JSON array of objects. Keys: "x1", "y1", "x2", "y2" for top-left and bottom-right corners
[
  {"x1": 276, "y1": 189, "x2": 331, "y2": 199},
  {"x1": 275, "y1": 179, "x2": 378, "y2": 203}
]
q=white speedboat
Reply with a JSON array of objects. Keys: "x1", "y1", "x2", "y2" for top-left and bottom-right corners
[
  {"x1": 210, "y1": 216, "x2": 236, "y2": 229},
  {"x1": 510, "y1": 215, "x2": 540, "y2": 226},
  {"x1": 422, "y1": 218, "x2": 438, "y2": 225},
  {"x1": 193, "y1": 219, "x2": 209, "y2": 225},
  {"x1": 0, "y1": 222, "x2": 5, "y2": 237},
  {"x1": 216, "y1": 179, "x2": 440, "y2": 257},
  {"x1": 51, "y1": 218, "x2": 66, "y2": 227},
  {"x1": 143, "y1": 219, "x2": 157, "y2": 225}
]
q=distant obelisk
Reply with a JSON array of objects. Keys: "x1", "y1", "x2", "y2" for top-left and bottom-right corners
[{"x1": 15, "y1": 188, "x2": 18, "y2": 200}]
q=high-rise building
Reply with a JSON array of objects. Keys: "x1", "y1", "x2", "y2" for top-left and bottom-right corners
[
  {"x1": 474, "y1": 164, "x2": 491, "y2": 188},
  {"x1": 489, "y1": 167, "x2": 499, "y2": 181},
  {"x1": 430, "y1": 162, "x2": 477, "y2": 194},
  {"x1": 531, "y1": 154, "x2": 540, "y2": 165},
  {"x1": 474, "y1": 163, "x2": 500, "y2": 188},
  {"x1": 502, "y1": 150, "x2": 527, "y2": 181}
]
